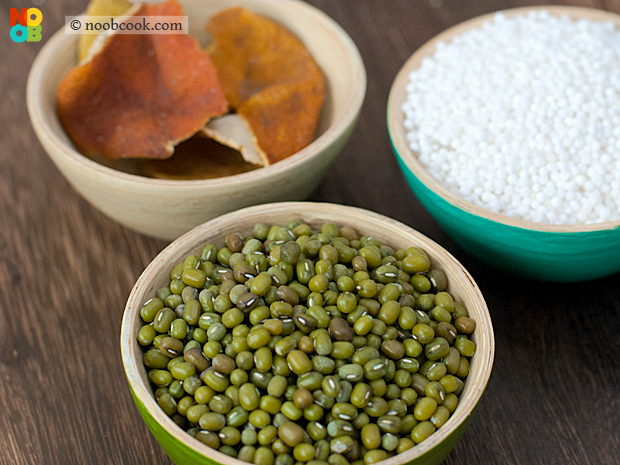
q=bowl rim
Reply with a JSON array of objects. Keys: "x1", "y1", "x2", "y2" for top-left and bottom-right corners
[
  {"x1": 387, "y1": 5, "x2": 620, "y2": 234},
  {"x1": 120, "y1": 201, "x2": 495, "y2": 464},
  {"x1": 26, "y1": 0, "x2": 366, "y2": 190}
]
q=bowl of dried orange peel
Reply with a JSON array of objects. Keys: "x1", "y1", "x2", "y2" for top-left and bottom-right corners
[{"x1": 27, "y1": 0, "x2": 366, "y2": 240}]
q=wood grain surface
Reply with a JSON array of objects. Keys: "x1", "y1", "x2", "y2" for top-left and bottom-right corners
[{"x1": 1, "y1": 0, "x2": 619, "y2": 464}]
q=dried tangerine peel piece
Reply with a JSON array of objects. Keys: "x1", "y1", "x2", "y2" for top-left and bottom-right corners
[
  {"x1": 239, "y1": 80, "x2": 324, "y2": 163},
  {"x1": 141, "y1": 133, "x2": 259, "y2": 180},
  {"x1": 57, "y1": 0, "x2": 228, "y2": 160},
  {"x1": 78, "y1": 0, "x2": 132, "y2": 61},
  {"x1": 206, "y1": 7, "x2": 324, "y2": 163},
  {"x1": 203, "y1": 114, "x2": 268, "y2": 167}
]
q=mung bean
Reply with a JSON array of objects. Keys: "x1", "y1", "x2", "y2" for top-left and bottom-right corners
[{"x1": 138, "y1": 221, "x2": 478, "y2": 460}]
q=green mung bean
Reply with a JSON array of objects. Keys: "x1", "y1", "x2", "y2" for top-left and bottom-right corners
[{"x1": 138, "y1": 221, "x2": 478, "y2": 460}]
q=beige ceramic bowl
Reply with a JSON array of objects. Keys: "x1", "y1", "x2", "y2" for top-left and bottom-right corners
[
  {"x1": 121, "y1": 202, "x2": 495, "y2": 465},
  {"x1": 27, "y1": 0, "x2": 366, "y2": 240}
]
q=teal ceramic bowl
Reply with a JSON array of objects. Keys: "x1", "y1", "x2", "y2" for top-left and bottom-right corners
[
  {"x1": 387, "y1": 6, "x2": 620, "y2": 282},
  {"x1": 120, "y1": 202, "x2": 494, "y2": 465}
]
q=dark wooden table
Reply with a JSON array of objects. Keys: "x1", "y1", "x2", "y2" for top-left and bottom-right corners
[{"x1": 2, "y1": 0, "x2": 620, "y2": 464}]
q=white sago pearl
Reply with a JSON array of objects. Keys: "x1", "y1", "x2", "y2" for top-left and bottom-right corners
[{"x1": 403, "y1": 10, "x2": 620, "y2": 224}]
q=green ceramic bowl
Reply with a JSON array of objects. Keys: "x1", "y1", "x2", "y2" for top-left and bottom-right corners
[
  {"x1": 120, "y1": 202, "x2": 495, "y2": 465},
  {"x1": 387, "y1": 6, "x2": 620, "y2": 282}
]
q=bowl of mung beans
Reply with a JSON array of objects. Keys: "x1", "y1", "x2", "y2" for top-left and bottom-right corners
[
  {"x1": 388, "y1": 6, "x2": 620, "y2": 282},
  {"x1": 120, "y1": 202, "x2": 494, "y2": 465},
  {"x1": 27, "y1": 0, "x2": 366, "y2": 240}
]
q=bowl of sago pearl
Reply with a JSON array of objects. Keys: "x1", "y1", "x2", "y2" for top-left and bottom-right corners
[{"x1": 388, "y1": 6, "x2": 620, "y2": 282}]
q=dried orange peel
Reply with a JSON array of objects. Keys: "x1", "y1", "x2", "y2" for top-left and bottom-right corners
[
  {"x1": 203, "y1": 114, "x2": 267, "y2": 167},
  {"x1": 78, "y1": 0, "x2": 132, "y2": 61},
  {"x1": 206, "y1": 7, "x2": 324, "y2": 164},
  {"x1": 57, "y1": 0, "x2": 228, "y2": 160}
]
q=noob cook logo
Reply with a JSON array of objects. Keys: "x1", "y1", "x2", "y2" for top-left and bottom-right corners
[{"x1": 10, "y1": 7, "x2": 42, "y2": 42}]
